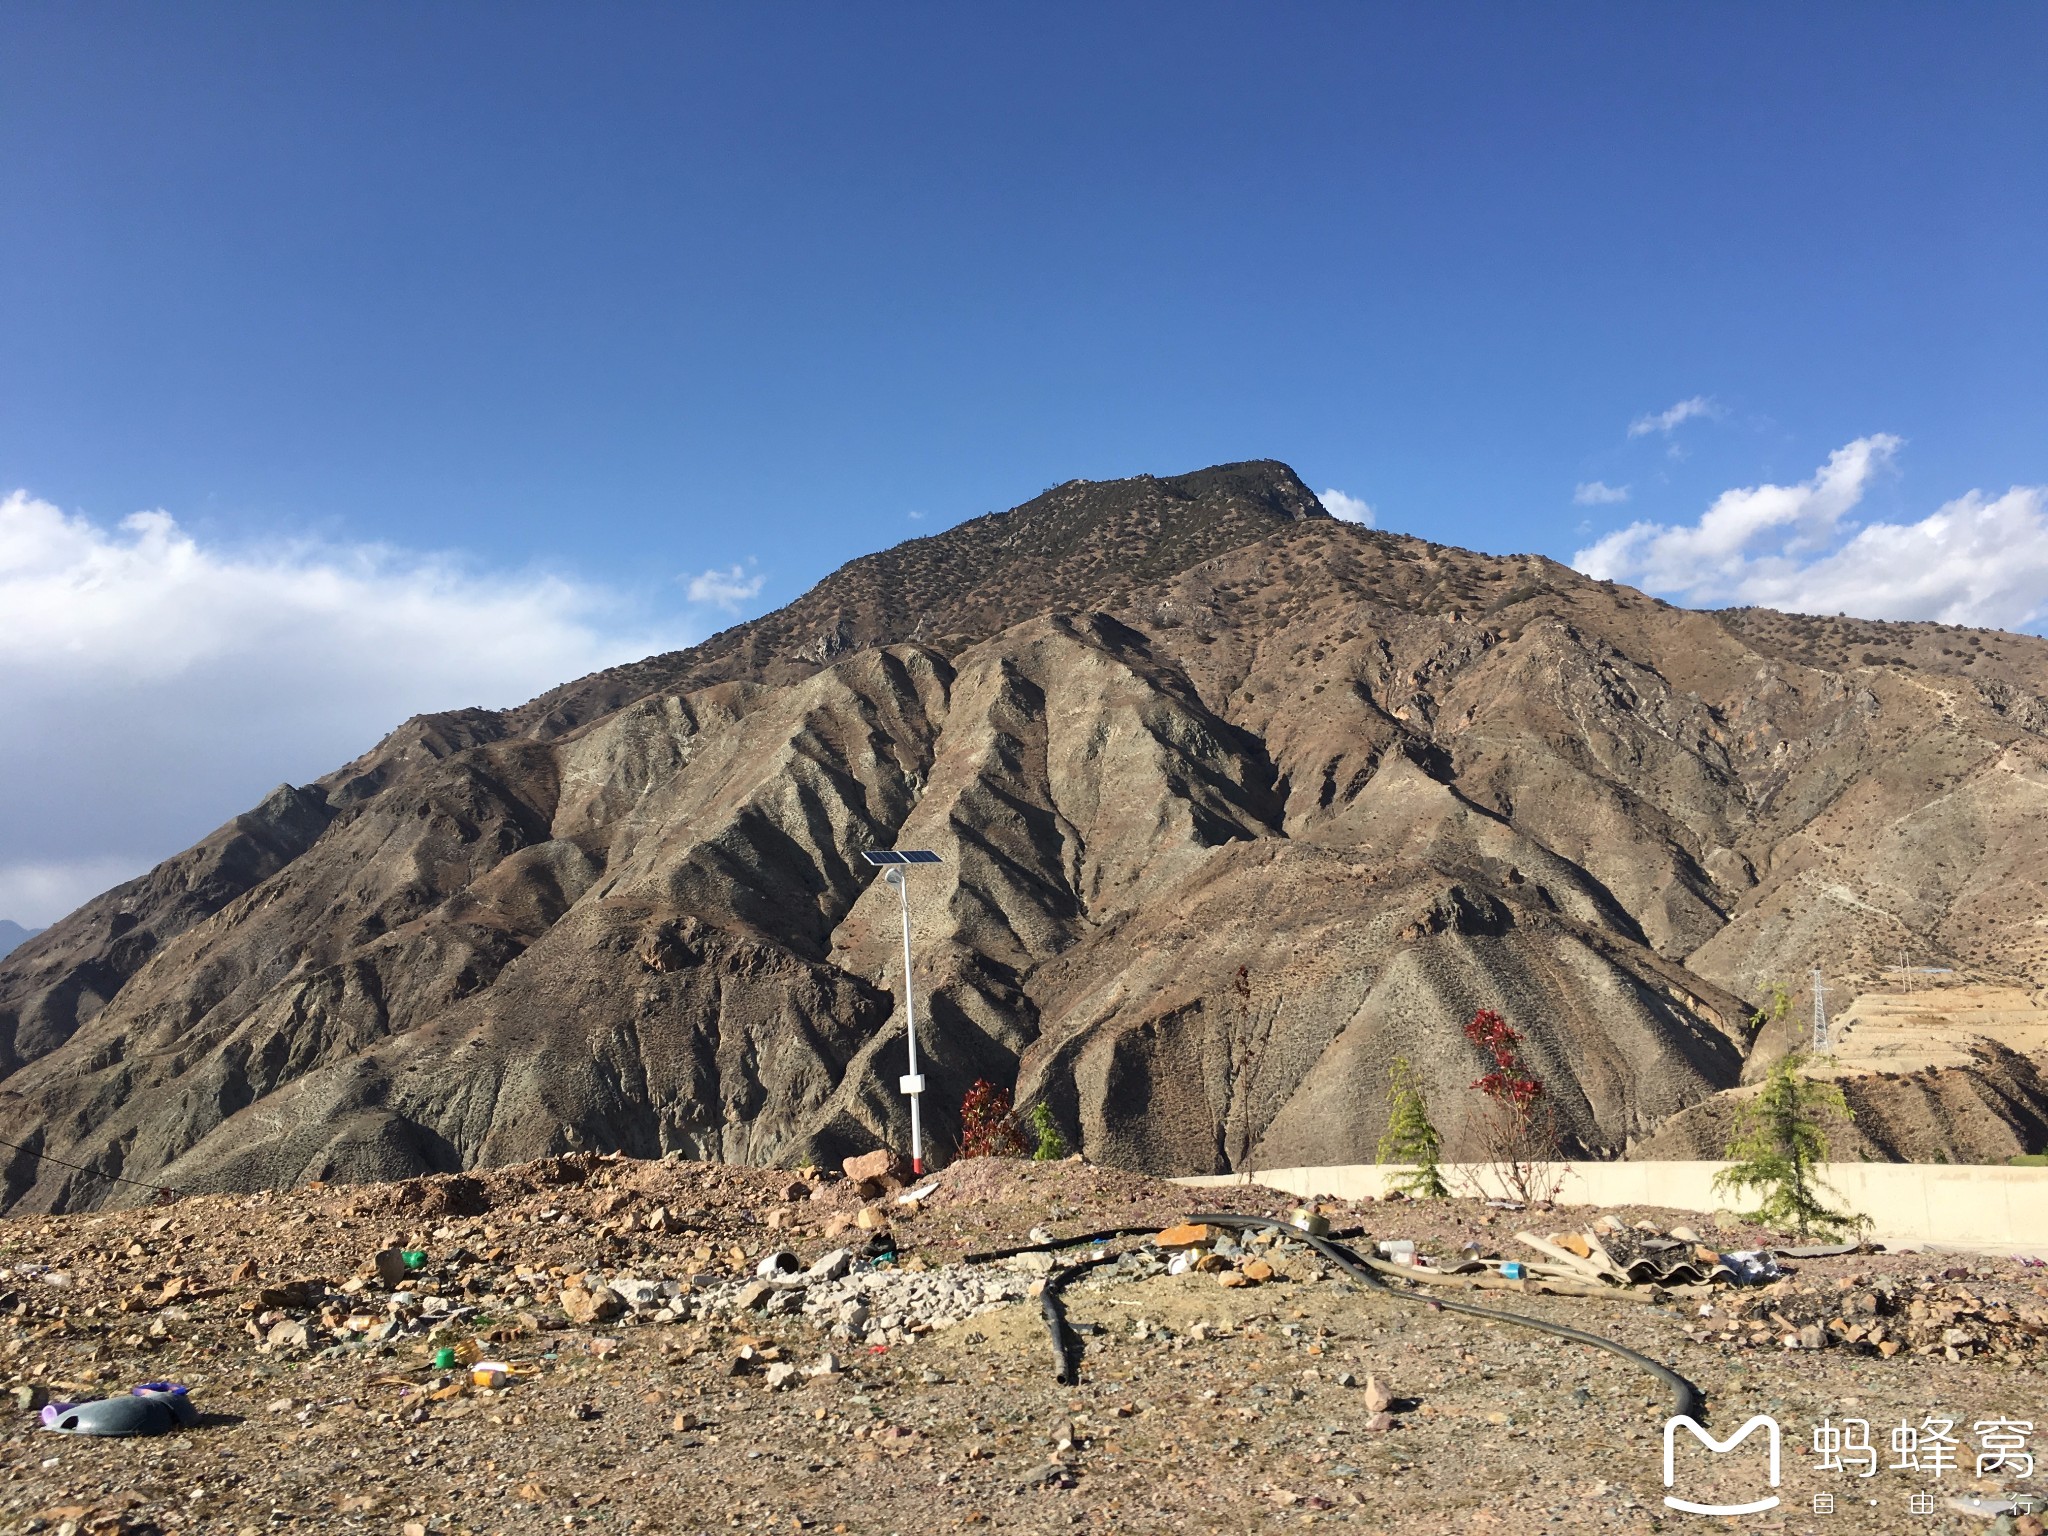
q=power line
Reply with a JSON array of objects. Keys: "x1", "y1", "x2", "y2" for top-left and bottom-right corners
[{"x1": 0, "y1": 1133, "x2": 182, "y2": 1202}]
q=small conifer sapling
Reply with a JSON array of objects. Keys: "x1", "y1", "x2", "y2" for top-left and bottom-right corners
[
  {"x1": 1713, "y1": 1050, "x2": 1866, "y2": 1239},
  {"x1": 1376, "y1": 1056, "x2": 1448, "y2": 1198}
]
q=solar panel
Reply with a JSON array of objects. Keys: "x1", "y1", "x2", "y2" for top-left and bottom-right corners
[
  {"x1": 861, "y1": 850, "x2": 907, "y2": 865},
  {"x1": 899, "y1": 850, "x2": 943, "y2": 865}
]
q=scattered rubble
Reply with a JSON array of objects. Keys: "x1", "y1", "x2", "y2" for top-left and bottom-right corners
[
  {"x1": 0, "y1": 1152, "x2": 2040, "y2": 1532},
  {"x1": 1682, "y1": 1273, "x2": 2048, "y2": 1362}
]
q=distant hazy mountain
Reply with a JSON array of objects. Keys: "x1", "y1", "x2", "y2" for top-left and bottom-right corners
[
  {"x1": 0, "y1": 921, "x2": 42, "y2": 960},
  {"x1": 4, "y1": 458, "x2": 2047, "y2": 1213}
]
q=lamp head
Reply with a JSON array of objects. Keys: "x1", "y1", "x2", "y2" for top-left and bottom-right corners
[{"x1": 861, "y1": 849, "x2": 942, "y2": 885}]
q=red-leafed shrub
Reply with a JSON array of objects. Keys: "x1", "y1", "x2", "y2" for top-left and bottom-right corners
[
  {"x1": 1461, "y1": 1009, "x2": 1567, "y2": 1205},
  {"x1": 1465, "y1": 1009, "x2": 1544, "y2": 1109},
  {"x1": 958, "y1": 1079, "x2": 1027, "y2": 1159}
]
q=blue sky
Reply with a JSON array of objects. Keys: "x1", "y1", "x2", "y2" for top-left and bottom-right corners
[{"x1": 3, "y1": 4, "x2": 2045, "y2": 922}]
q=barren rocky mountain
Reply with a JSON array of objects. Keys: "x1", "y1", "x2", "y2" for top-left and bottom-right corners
[{"x1": 3, "y1": 459, "x2": 2047, "y2": 1212}]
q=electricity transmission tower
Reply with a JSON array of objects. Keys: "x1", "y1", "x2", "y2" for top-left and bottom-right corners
[{"x1": 1811, "y1": 966, "x2": 1830, "y2": 1054}]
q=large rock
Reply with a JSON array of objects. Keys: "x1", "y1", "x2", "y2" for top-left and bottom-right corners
[
  {"x1": 841, "y1": 1150, "x2": 903, "y2": 1184},
  {"x1": 559, "y1": 1285, "x2": 625, "y2": 1325}
]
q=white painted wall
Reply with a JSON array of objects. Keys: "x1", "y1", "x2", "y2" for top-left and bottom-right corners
[{"x1": 1177, "y1": 1162, "x2": 2048, "y2": 1255}]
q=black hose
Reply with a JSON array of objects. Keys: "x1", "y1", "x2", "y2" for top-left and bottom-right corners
[
  {"x1": 960, "y1": 1226, "x2": 1165, "y2": 1266},
  {"x1": 1189, "y1": 1212, "x2": 1703, "y2": 1420},
  {"x1": 960, "y1": 1229, "x2": 1158, "y2": 1384},
  {"x1": 1038, "y1": 1253, "x2": 1119, "y2": 1385}
]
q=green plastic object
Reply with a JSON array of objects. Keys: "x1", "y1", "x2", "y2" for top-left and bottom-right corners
[
  {"x1": 433, "y1": 1347, "x2": 457, "y2": 1370},
  {"x1": 402, "y1": 1250, "x2": 427, "y2": 1270}
]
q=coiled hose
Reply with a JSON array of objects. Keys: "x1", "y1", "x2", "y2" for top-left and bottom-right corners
[{"x1": 966, "y1": 1215, "x2": 1702, "y2": 1418}]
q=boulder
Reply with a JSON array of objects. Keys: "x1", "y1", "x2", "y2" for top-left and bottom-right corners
[
  {"x1": 560, "y1": 1285, "x2": 626, "y2": 1325},
  {"x1": 842, "y1": 1149, "x2": 903, "y2": 1184}
]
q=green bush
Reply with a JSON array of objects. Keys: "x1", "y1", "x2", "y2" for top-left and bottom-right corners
[{"x1": 1029, "y1": 1101, "x2": 1069, "y2": 1162}]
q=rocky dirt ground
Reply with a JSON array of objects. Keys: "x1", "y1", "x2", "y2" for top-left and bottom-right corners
[{"x1": 1, "y1": 1153, "x2": 2044, "y2": 1536}]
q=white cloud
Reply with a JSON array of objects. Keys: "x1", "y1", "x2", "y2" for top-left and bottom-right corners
[
  {"x1": 684, "y1": 564, "x2": 765, "y2": 611},
  {"x1": 1628, "y1": 395, "x2": 1719, "y2": 438},
  {"x1": 1573, "y1": 481, "x2": 1631, "y2": 506},
  {"x1": 0, "y1": 491, "x2": 696, "y2": 926},
  {"x1": 1576, "y1": 436, "x2": 1898, "y2": 592},
  {"x1": 906, "y1": 510, "x2": 927, "y2": 521},
  {"x1": 1319, "y1": 488, "x2": 1375, "y2": 526},
  {"x1": 1571, "y1": 439, "x2": 2048, "y2": 631}
]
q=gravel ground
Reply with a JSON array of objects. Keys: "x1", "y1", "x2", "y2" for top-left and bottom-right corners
[{"x1": 1, "y1": 1154, "x2": 2043, "y2": 1535}]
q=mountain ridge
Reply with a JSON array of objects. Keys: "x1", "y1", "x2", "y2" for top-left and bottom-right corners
[
  {"x1": 508, "y1": 458, "x2": 1329, "y2": 738},
  {"x1": 3, "y1": 458, "x2": 2045, "y2": 1212}
]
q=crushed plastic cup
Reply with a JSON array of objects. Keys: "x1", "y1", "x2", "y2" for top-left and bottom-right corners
[
  {"x1": 470, "y1": 1362, "x2": 510, "y2": 1389},
  {"x1": 401, "y1": 1250, "x2": 428, "y2": 1270}
]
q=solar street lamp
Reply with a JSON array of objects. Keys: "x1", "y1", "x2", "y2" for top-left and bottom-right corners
[{"x1": 861, "y1": 847, "x2": 943, "y2": 1173}]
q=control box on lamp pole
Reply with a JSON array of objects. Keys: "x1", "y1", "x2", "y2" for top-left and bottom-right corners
[{"x1": 861, "y1": 848, "x2": 943, "y2": 1174}]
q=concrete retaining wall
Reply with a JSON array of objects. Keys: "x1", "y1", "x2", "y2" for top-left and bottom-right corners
[{"x1": 1177, "y1": 1162, "x2": 2048, "y2": 1254}]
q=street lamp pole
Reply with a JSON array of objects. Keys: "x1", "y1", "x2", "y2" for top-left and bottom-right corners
[
  {"x1": 889, "y1": 867, "x2": 925, "y2": 1173},
  {"x1": 861, "y1": 848, "x2": 943, "y2": 1174}
]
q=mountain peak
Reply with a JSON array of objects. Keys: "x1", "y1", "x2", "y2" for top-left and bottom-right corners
[
  {"x1": 1078, "y1": 459, "x2": 1328, "y2": 521},
  {"x1": 513, "y1": 459, "x2": 1329, "y2": 735}
]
